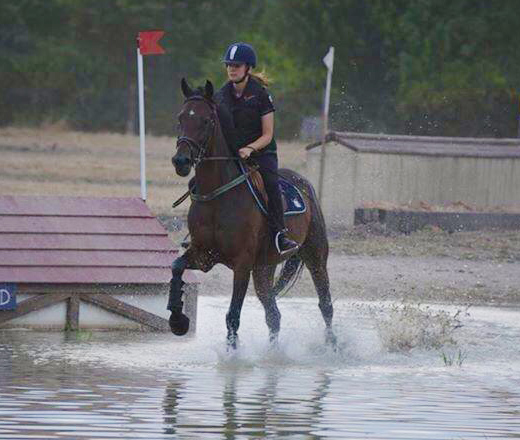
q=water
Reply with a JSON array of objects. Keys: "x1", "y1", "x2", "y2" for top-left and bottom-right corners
[{"x1": 1, "y1": 296, "x2": 519, "y2": 439}]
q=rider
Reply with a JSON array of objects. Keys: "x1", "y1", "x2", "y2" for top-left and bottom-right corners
[{"x1": 215, "y1": 42, "x2": 299, "y2": 255}]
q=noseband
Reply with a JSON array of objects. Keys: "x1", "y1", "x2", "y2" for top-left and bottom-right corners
[{"x1": 176, "y1": 96, "x2": 216, "y2": 167}]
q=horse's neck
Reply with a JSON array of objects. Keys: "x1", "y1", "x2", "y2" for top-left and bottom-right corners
[{"x1": 194, "y1": 123, "x2": 238, "y2": 194}]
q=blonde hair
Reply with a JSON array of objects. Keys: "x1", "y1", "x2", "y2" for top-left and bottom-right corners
[{"x1": 249, "y1": 69, "x2": 270, "y2": 87}]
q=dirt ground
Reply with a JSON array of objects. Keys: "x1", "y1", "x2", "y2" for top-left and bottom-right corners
[
  {"x1": 1, "y1": 127, "x2": 519, "y2": 306},
  {"x1": 173, "y1": 222, "x2": 520, "y2": 307}
]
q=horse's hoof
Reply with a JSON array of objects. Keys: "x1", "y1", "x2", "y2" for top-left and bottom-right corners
[
  {"x1": 169, "y1": 312, "x2": 190, "y2": 336},
  {"x1": 325, "y1": 329, "x2": 337, "y2": 348},
  {"x1": 227, "y1": 335, "x2": 238, "y2": 351}
]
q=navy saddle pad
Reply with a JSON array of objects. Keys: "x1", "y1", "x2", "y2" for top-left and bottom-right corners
[
  {"x1": 279, "y1": 179, "x2": 306, "y2": 216},
  {"x1": 239, "y1": 162, "x2": 306, "y2": 216}
]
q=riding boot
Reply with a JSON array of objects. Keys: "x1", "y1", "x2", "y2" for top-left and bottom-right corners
[
  {"x1": 267, "y1": 180, "x2": 299, "y2": 255},
  {"x1": 256, "y1": 155, "x2": 300, "y2": 255}
]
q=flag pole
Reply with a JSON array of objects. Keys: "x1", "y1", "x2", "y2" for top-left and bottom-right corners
[
  {"x1": 137, "y1": 45, "x2": 147, "y2": 201},
  {"x1": 318, "y1": 46, "x2": 334, "y2": 204},
  {"x1": 518, "y1": 94, "x2": 520, "y2": 138},
  {"x1": 136, "y1": 30, "x2": 165, "y2": 202}
]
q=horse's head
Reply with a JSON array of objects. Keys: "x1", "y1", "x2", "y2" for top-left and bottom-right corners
[{"x1": 172, "y1": 78, "x2": 216, "y2": 176}]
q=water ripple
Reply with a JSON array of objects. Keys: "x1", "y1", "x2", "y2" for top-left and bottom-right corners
[{"x1": 1, "y1": 297, "x2": 519, "y2": 439}]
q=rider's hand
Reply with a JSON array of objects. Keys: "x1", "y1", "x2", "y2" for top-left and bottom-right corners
[{"x1": 238, "y1": 146, "x2": 254, "y2": 159}]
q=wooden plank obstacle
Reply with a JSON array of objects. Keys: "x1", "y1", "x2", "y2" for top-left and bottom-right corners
[{"x1": 0, "y1": 195, "x2": 197, "y2": 332}]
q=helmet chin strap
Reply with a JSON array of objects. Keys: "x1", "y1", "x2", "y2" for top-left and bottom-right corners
[{"x1": 232, "y1": 66, "x2": 250, "y2": 84}]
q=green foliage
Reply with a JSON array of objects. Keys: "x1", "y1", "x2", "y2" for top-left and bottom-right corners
[
  {"x1": 1, "y1": 0, "x2": 520, "y2": 137},
  {"x1": 373, "y1": 0, "x2": 520, "y2": 136},
  {"x1": 440, "y1": 348, "x2": 467, "y2": 367}
]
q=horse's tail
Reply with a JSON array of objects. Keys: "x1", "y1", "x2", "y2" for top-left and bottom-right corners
[{"x1": 272, "y1": 254, "x2": 305, "y2": 297}]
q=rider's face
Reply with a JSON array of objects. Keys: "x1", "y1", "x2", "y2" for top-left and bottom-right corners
[{"x1": 226, "y1": 63, "x2": 247, "y2": 82}]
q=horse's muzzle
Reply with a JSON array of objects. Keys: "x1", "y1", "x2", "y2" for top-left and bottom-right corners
[{"x1": 172, "y1": 154, "x2": 191, "y2": 177}]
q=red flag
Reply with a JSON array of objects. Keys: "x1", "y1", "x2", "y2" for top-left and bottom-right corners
[{"x1": 138, "y1": 31, "x2": 165, "y2": 55}]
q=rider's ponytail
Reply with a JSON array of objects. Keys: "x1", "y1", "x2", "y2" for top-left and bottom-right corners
[{"x1": 249, "y1": 69, "x2": 270, "y2": 87}]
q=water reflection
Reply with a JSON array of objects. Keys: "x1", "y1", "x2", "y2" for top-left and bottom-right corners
[
  {"x1": 1, "y1": 299, "x2": 520, "y2": 439},
  {"x1": 163, "y1": 378, "x2": 185, "y2": 437},
  {"x1": 222, "y1": 370, "x2": 240, "y2": 438},
  {"x1": 161, "y1": 368, "x2": 333, "y2": 439}
]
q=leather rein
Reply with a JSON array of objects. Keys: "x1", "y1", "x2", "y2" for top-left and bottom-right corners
[{"x1": 172, "y1": 95, "x2": 254, "y2": 208}]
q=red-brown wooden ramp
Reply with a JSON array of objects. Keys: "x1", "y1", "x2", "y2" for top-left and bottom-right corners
[{"x1": 0, "y1": 196, "x2": 193, "y2": 331}]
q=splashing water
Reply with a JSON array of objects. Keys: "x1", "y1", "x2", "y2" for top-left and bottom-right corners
[{"x1": 372, "y1": 302, "x2": 467, "y2": 352}]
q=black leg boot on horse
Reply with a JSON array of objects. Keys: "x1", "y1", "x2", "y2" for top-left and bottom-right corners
[{"x1": 167, "y1": 254, "x2": 191, "y2": 335}]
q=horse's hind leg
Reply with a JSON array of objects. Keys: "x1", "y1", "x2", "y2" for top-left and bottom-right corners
[
  {"x1": 300, "y1": 243, "x2": 337, "y2": 346},
  {"x1": 252, "y1": 264, "x2": 280, "y2": 344}
]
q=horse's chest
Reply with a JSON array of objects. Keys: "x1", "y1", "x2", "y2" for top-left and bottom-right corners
[{"x1": 188, "y1": 207, "x2": 224, "y2": 247}]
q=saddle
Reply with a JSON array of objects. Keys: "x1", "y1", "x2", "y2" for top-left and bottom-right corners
[{"x1": 241, "y1": 162, "x2": 306, "y2": 216}]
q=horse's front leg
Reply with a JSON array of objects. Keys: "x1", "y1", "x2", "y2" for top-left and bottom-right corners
[
  {"x1": 167, "y1": 251, "x2": 197, "y2": 336},
  {"x1": 226, "y1": 268, "x2": 251, "y2": 349}
]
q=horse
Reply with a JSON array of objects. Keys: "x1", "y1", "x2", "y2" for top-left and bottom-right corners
[{"x1": 168, "y1": 78, "x2": 336, "y2": 349}]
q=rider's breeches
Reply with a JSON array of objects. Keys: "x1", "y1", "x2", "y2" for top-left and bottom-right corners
[{"x1": 255, "y1": 153, "x2": 285, "y2": 233}]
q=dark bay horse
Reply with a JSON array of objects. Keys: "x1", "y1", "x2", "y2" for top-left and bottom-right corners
[{"x1": 169, "y1": 78, "x2": 336, "y2": 349}]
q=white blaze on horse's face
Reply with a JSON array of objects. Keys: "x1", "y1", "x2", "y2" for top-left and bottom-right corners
[{"x1": 189, "y1": 110, "x2": 195, "y2": 116}]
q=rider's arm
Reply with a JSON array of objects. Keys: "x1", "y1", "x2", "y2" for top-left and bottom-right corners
[{"x1": 246, "y1": 112, "x2": 274, "y2": 152}]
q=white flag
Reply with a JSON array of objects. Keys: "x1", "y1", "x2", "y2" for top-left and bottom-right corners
[{"x1": 323, "y1": 46, "x2": 334, "y2": 71}]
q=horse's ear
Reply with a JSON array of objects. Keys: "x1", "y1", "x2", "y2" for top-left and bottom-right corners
[
  {"x1": 204, "y1": 80, "x2": 214, "y2": 99},
  {"x1": 181, "y1": 78, "x2": 193, "y2": 98}
]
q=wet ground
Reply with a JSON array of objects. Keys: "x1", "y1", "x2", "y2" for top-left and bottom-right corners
[{"x1": 1, "y1": 296, "x2": 519, "y2": 439}]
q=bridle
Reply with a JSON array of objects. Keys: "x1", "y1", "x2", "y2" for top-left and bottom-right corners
[
  {"x1": 175, "y1": 96, "x2": 217, "y2": 168},
  {"x1": 172, "y1": 94, "x2": 256, "y2": 207}
]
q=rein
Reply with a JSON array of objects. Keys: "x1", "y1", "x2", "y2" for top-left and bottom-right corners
[
  {"x1": 189, "y1": 166, "x2": 257, "y2": 202},
  {"x1": 172, "y1": 95, "x2": 251, "y2": 207}
]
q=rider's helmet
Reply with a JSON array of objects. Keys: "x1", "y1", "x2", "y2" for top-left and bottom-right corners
[{"x1": 222, "y1": 43, "x2": 257, "y2": 68}]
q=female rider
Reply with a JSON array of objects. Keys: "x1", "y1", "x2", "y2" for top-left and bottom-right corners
[{"x1": 215, "y1": 42, "x2": 299, "y2": 255}]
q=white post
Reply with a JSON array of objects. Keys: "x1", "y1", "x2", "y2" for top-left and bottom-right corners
[
  {"x1": 318, "y1": 46, "x2": 334, "y2": 204},
  {"x1": 137, "y1": 47, "x2": 147, "y2": 201},
  {"x1": 518, "y1": 94, "x2": 520, "y2": 138}
]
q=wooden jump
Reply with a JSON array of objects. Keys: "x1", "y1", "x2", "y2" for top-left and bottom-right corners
[{"x1": 0, "y1": 196, "x2": 197, "y2": 331}]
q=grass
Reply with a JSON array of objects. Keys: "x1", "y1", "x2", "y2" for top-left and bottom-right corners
[
  {"x1": 0, "y1": 126, "x2": 307, "y2": 218},
  {"x1": 330, "y1": 224, "x2": 520, "y2": 262},
  {"x1": 439, "y1": 348, "x2": 467, "y2": 367}
]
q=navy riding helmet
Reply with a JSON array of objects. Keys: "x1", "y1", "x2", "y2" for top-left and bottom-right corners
[{"x1": 222, "y1": 42, "x2": 257, "y2": 68}]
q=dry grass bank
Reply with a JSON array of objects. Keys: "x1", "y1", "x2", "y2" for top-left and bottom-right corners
[
  {"x1": 329, "y1": 224, "x2": 520, "y2": 262},
  {"x1": 0, "y1": 127, "x2": 307, "y2": 217}
]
